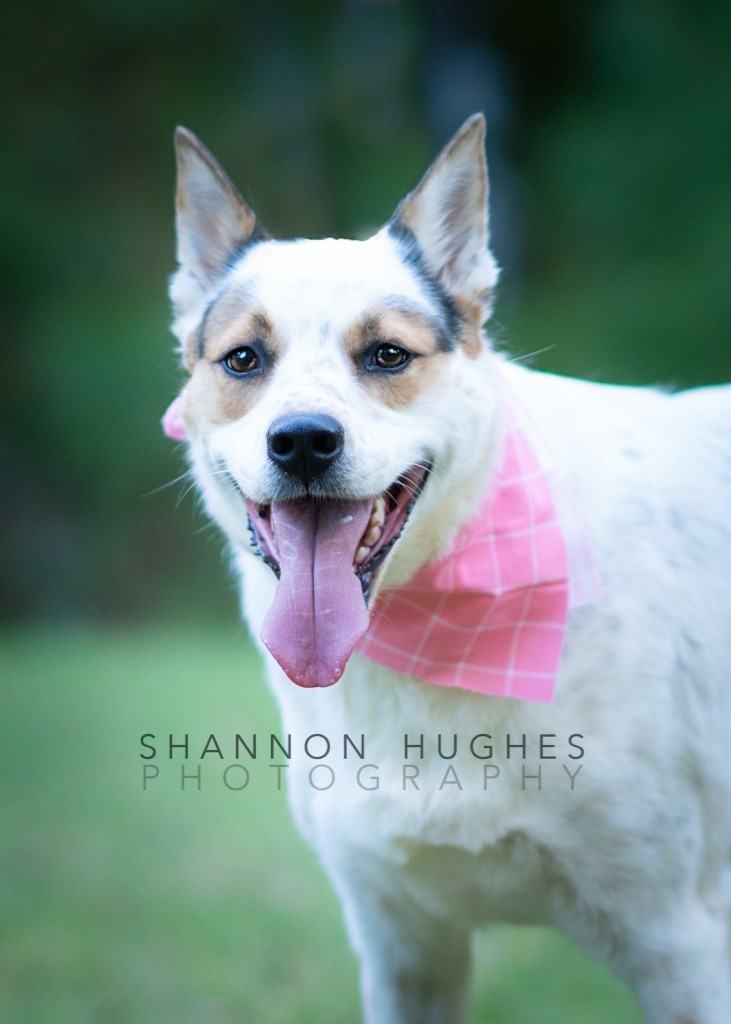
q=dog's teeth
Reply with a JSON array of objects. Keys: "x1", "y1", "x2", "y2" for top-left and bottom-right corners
[
  {"x1": 355, "y1": 545, "x2": 370, "y2": 565},
  {"x1": 364, "y1": 525, "x2": 382, "y2": 547},
  {"x1": 370, "y1": 498, "x2": 386, "y2": 528}
]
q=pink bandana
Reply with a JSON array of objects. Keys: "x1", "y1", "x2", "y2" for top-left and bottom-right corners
[{"x1": 355, "y1": 395, "x2": 601, "y2": 702}]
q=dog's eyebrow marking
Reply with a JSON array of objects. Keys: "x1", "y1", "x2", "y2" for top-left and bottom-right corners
[
  {"x1": 342, "y1": 299, "x2": 452, "y2": 409},
  {"x1": 380, "y1": 296, "x2": 451, "y2": 349},
  {"x1": 195, "y1": 287, "x2": 247, "y2": 360},
  {"x1": 195, "y1": 286, "x2": 275, "y2": 362},
  {"x1": 387, "y1": 218, "x2": 463, "y2": 351},
  {"x1": 344, "y1": 302, "x2": 445, "y2": 361},
  {"x1": 348, "y1": 307, "x2": 451, "y2": 411}
]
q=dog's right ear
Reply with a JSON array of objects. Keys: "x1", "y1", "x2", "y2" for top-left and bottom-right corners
[{"x1": 173, "y1": 127, "x2": 266, "y2": 299}]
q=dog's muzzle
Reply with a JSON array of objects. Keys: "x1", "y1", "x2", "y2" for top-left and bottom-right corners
[{"x1": 245, "y1": 430, "x2": 430, "y2": 689}]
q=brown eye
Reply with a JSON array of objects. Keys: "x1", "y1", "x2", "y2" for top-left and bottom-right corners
[
  {"x1": 371, "y1": 343, "x2": 411, "y2": 371},
  {"x1": 223, "y1": 346, "x2": 259, "y2": 376}
]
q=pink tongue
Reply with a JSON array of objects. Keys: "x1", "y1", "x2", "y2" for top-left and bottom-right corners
[{"x1": 261, "y1": 499, "x2": 374, "y2": 687}]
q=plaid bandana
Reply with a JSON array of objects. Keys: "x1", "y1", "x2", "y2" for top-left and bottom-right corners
[{"x1": 355, "y1": 390, "x2": 601, "y2": 701}]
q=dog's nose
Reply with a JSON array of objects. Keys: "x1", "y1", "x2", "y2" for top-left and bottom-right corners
[{"x1": 267, "y1": 414, "x2": 344, "y2": 486}]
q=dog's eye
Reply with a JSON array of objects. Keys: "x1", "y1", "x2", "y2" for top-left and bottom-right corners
[
  {"x1": 371, "y1": 344, "x2": 411, "y2": 371},
  {"x1": 223, "y1": 346, "x2": 259, "y2": 376}
]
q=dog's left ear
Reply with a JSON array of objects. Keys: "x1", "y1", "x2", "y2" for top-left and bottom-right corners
[{"x1": 389, "y1": 114, "x2": 498, "y2": 312}]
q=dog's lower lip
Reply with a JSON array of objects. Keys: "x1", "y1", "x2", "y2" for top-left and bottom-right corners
[
  {"x1": 245, "y1": 503, "x2": 280, "y2": 578},
  {"x1": 353, "y1": 464, "x2": 431, "y2": 599}
]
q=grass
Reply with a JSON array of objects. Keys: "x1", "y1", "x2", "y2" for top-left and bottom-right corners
[{"x1": 0, "y1": 625, "x2": 643, "y2": 1023}]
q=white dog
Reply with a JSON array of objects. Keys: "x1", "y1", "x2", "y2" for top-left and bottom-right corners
[{"x1": 164, "y1": 114, "x2": 731, "y2": 1024}]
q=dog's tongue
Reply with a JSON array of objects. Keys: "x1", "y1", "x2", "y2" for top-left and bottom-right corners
[{"x1": 261, "y1": 499, "x2": 373, "y2": 687}]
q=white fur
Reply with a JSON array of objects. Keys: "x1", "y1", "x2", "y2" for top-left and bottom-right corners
[{"x1": 171, "y1": 118, "x2": 731, "y2": 1024}]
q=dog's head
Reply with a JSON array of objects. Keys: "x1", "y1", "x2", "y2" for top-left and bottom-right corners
[{"x1": 167, "y1": 114, "x2": 500, "y2": 688}]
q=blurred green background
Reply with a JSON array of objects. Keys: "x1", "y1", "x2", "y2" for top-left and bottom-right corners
[{"x1": 1, "y1": 0, "x2": 729, "y2": 1020}]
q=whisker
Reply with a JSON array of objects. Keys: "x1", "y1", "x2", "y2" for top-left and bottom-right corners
[
  {"x1": 505, "y1": 344, "x2": 556, "y2": 365},
  {"x1": 142, "y1": 471, "x2": 193, "y2": 499},
  {"x1": 175, "y1": 480, "x2": 202, "y2": 508}
]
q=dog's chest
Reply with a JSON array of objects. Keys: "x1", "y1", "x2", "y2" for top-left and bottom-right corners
[
  {"x1": 266, "y1": 649, "x2": 577, "y2": 843},
  {"x1": 267, "y1": 658, "x2": 586, "y2": 929}
]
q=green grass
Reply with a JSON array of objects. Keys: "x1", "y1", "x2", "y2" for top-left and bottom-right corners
[{"x1": 0, "y1": 626, "x2": 643, "y2": 1023}]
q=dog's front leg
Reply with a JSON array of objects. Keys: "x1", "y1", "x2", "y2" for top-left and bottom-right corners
[
  {"x1": 356, "y1": 915, "x2": 472, "y2": 1024},
  {"x1": 621, "y1": 906, "x2": 731, "y2": 1024},
  {"x1": 332, "y1": 863, "x2": 472, "y2": 1024}
]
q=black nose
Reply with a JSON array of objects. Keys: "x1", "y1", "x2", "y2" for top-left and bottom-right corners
[{"x1": 266, "y1": 414, "x2": 345, "y2": 487}]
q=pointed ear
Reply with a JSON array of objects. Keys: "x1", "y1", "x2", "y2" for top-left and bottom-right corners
[
  {"x1": 389, "y1": 114, "x2": 498, "y2": 310},
  {"x1": 173, "y1": 127, "x2": 266, "y2": 288}
]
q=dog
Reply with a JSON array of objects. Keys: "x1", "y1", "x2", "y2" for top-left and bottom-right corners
[{"x1": 163, "y1": 114, "x2": 731, "y2": 1024}]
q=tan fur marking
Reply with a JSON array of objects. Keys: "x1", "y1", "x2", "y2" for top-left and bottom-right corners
[
  {"x1": 344, "y1": 303, "x2": 450, "y2": 411},
  {"x1": 454, "y1": 295, "x2": 485, "y2": 358},
  {"x1": 180, "y1": 291, "x2": 279, "y2": 432},
  {"x1": 182, "y1": 332, "x2": 198, "y2": 373},
  {"x1": 343, "y1": 303, "x2": 443, "y2": 361},
  {"x1": 370, "y1": 350, "x2": 451, "y2": 410},
  {"x1": 181, "y1": 361, "x2": 267, "y2": 435},
  {"x1": 198, "y1": 290, "x2": 276, "y2": 364}
]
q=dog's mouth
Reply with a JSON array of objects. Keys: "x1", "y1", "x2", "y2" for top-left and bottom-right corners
[{"x1": 244, "y1": 463, "x2": 430, "y2": 688}]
